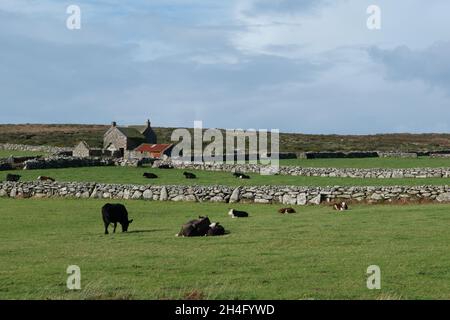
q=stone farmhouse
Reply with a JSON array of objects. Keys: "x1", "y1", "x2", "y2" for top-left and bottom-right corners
[{"x1": 73, "y1": 119, "x2": 172, "y2": 159}]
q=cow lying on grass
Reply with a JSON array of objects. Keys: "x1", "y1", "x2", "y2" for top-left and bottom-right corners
[
  {"x1": 176, "y1": 216, "x2": 226, "y2": 237},
  {"x1": 228, "y1": 209, "x2": 249, "y2": 218},
  {"x1": 183, "y1": 171, "x2": 197, "y2": 179},
  {"x1": 233, "y1": 172, "x2": 250, "y2": 179},
  {"x1": 6, "y1": 174, "x2": 21, "y2": 182},
  {"x1": 102, "y1": 203, "x2": 133, "y2": 235},
  {"x1": 143, "y1": 172, "x2": 158, "y2": 179},
  {"x1": 158, "y1": 164, "x2": 174, "y2": 169},
  {"x1": 37, "y1": 176, "x2": 55, "y2": 182},
  {"x1": 333, "y1": 202, "x2": 349, "y2": 211},
  {"x1": 278, "y1": 207, "x2": 296, "y2": 214}
]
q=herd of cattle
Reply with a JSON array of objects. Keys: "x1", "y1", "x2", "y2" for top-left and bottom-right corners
[
  {"x1": 101, "y1": 202, "x2": 349, "y2": 236},
  {"x1": 5, "y1": 174, "x2": 55, "y2": 182},
  {"x1": 142, "y1": 171, "x2": 251, "y2": 180},
  {"x1": 5, "y1": 170, "x2": 249, "y2": 182}
]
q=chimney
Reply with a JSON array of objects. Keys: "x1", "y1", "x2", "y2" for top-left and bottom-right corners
[{"x1": 112, "y1": 121, "x2": 117, "y2": 127}]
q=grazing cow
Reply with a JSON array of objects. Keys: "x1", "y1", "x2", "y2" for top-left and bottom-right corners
[
  {"x1": 158, "y1": 164, "x2": 174, "y2": 169},
  {"x1": 37, "y1": 176, "x2": 55, "y2": 182},
  {"x1": 207, "y1": 222, "x2": 225, "y2": 236},
  {"x1": 228, "y1": 209, "x2": 249, "y2": 218},
  {"x1": 233, "y1": 172, "x2": 250, "y2": 179},
  {"x1": 176, "y1": 216, "x2": 211, "y2": 237},
  {"x1": 183, "y1": 171, "x2": 197, "y2": 179},
  {"x1": 278, "y1": 207, "x2": 296, "y2": 214},
  {"x1": 143, "y1": 172, "x2": 158, "y2": 179},
  {"x1": 6, "y1": 174, "x2": 21, "y2": 182},
  {"x1": 101, "y1": 203, "x2": 133, "y2": 235},
  {"x1": 333, "y1": 202, "x2": 349, "y2": 211}
]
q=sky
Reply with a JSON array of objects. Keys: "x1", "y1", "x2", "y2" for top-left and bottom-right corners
[{"x1": 0, "y1": 0, "x2": 449, "y2": 134}]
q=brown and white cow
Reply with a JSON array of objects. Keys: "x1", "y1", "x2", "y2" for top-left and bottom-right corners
[{"x1": 333, "y1": 202, "x2": 349, "y2": 211}]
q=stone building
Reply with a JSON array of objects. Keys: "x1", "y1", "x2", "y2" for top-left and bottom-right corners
[
  {"x1": 103, "y1": 120, "x2": 157, "y2": 157},
  {"x1": 72, "y1": 141, "x2": 102, "y2": 158}
]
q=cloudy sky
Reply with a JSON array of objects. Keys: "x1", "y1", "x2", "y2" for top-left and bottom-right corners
[{"x1": 1, "y1": 0, "x2": 449, "y2": 134}]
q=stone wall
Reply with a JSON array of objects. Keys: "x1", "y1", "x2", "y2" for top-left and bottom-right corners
[
  {"x1": 153, "y1": 160, "x2": 450, "y2": 179},
  {"x1": 23, "y1": 157, "x2": 114, "y2": 170},
  {"x1": 377, "y1": 152, "x2": 418, "y2": 158},
  {"x1": 2, "y1": 181, "x2": 450, "y2": 204},
  {"x1": 0, "y1": 143, "x2": 72, "y2": 154}
]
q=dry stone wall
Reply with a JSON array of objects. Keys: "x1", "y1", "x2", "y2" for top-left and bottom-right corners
[
  {"x1": 154, "y1": 160, "x2": 450, "y2": 179},
  {"x1": 2, "y1": 181, "x2": 450, "y2": 204}
]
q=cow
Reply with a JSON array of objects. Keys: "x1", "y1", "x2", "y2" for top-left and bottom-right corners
[
  {"x1": 37, "y1": 176, "x2": 55, "y2": 182},
  {"x1": 333, "y1": 202, "x2": 349, "y2": 211},
  {"x1": 207, "y1": 222, "x2": 225, "y2": 236},
  {"x1": 158, "y1": 164, "x2": 174, "y2": 169},
  {"x1": 233, "y1": 172, "x2": 250, "y2": 179},
  {"x1": 176, "y1": 216, "x2": 211, "y2": 237},
  {"x1": 183, "y1": 171, "x2": 197, "y2": 179},
  {"x1": 228, "y1": 209, "x2": 249, "y2": 218},
  {"x1": 101, "y1": 203, "x2": 133, "y2": 235},
  {"x1": 143, "y1": 172, "x2": 158, "y2": 179},
  {"x1": 278, "y1": 207, "x2": 296, "y2": 214},
  {"x1": 6, "y1": 174, "x2": 21, "y2": 182}
]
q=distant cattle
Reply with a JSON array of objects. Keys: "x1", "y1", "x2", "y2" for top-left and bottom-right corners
[
  {"x1": 101, "y1": 203, "x2": 133, "y2": 235},
  {"x1": 228, "y1": 209, "x2": 249, "y2": 218},
  {"x1": 37, "y1": 176, "x2": 55, "y2": 182},
  {"x1": 333, "y1": 202, "x2": 349, "y2": 211},
  {"x1": 183, "y1": 171, "x2": 197, "y2": 179},
  {"x1": 176, "y1": 216, "x2": 211, "y2": 237},
  {"x1": 278, "y1": 207, "x2": 296, "y2": 214},
  {"x1": 158, "y1": 164, "x2": 174, "y2": 169},
  {"x1": 143, "y1": 172, "x2": 158, "y2": 179},
  {"x1": 207, "y1": 222, "x2": 225, "y2": 236},
  {"x1": 233, "y1": 172, "x2": 250, "y2": 179},
  {"x1": 6, "y1": 174, "x2": 21, "y2": 182}
]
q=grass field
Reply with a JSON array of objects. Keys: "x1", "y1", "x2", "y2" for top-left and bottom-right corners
[
  {"x1": 2, "y1": 166, "x2": 450, "y2": 187},
  {"x1": 280, "y1": 157, "x2": 450, "y2": 168},
  {"x1": 0, "y1": 198, "x2": 449, "y2": 299}
]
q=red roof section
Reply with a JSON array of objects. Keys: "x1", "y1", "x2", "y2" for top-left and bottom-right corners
[{"x1": 135, "y1": 143, "x2": 172, "y2": 153}]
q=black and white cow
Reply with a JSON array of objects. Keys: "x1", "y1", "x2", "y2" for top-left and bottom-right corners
[
  {"x1": 333, "y1": 202, "x2": 349, "y2": 211},
  {"x1": 228, "y1": 209, "x2": 249, "y2": 218},
  {"x1": 207, "y1": 222, "x2": 225, "y2": 236},
  {"x1": 6, "y1": 174, "x2": 21, "y2": 182},
  {"x1": 183, "y1": 172, "x2": 197, "y2": 179},
  {"x1": 233, "y1": 172, "x2": 250, "y2": 179},
  {"x1": 143, "y1": 172, "x2": 158, "y2": 179},
  {"x1": 101, "y1": 203, "x2": 133, "y2": 235},
  {"x1": 278, "y1": 207, "x2": 296, "y2": 214},
  {"x1": 37, "y1": 176, "x2": 55, "y2": 182}
]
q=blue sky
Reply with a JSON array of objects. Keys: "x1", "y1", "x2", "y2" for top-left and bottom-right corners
[{"x1": 1, "y1": 0, "x2": 449, "y2": 134}]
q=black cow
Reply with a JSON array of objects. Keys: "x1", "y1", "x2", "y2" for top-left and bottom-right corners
[
  {"x1": 278, "y1": 207, "x2": 296, "y2": 214},
  {"x1": 158, "y1": 164, "x2": 174, "y2": 169},
  {"x1": 233, "y1": 172, "x2": 250, "y2": 179},
  {"x1": 101, "y1": 203, "x2": 133, "y2": 235},
  {"x1": 143, "y1": 172, "x2": 158, "y2": 179},
  {"x1": 207, "y1": 222, "x2": 225, "y2": 236},
  {"x1": 176, "y1": 216, "x2": 211, "y2": 237},
  {"x1": 228, "y1": 209, "x2": 249, "y2": 218},
  {"x1": 6, "y1": 174, "x2": 21, "y2": 182},
  {"x1": 183, "y1": 171, "x2": 197, "y2": 179}
]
